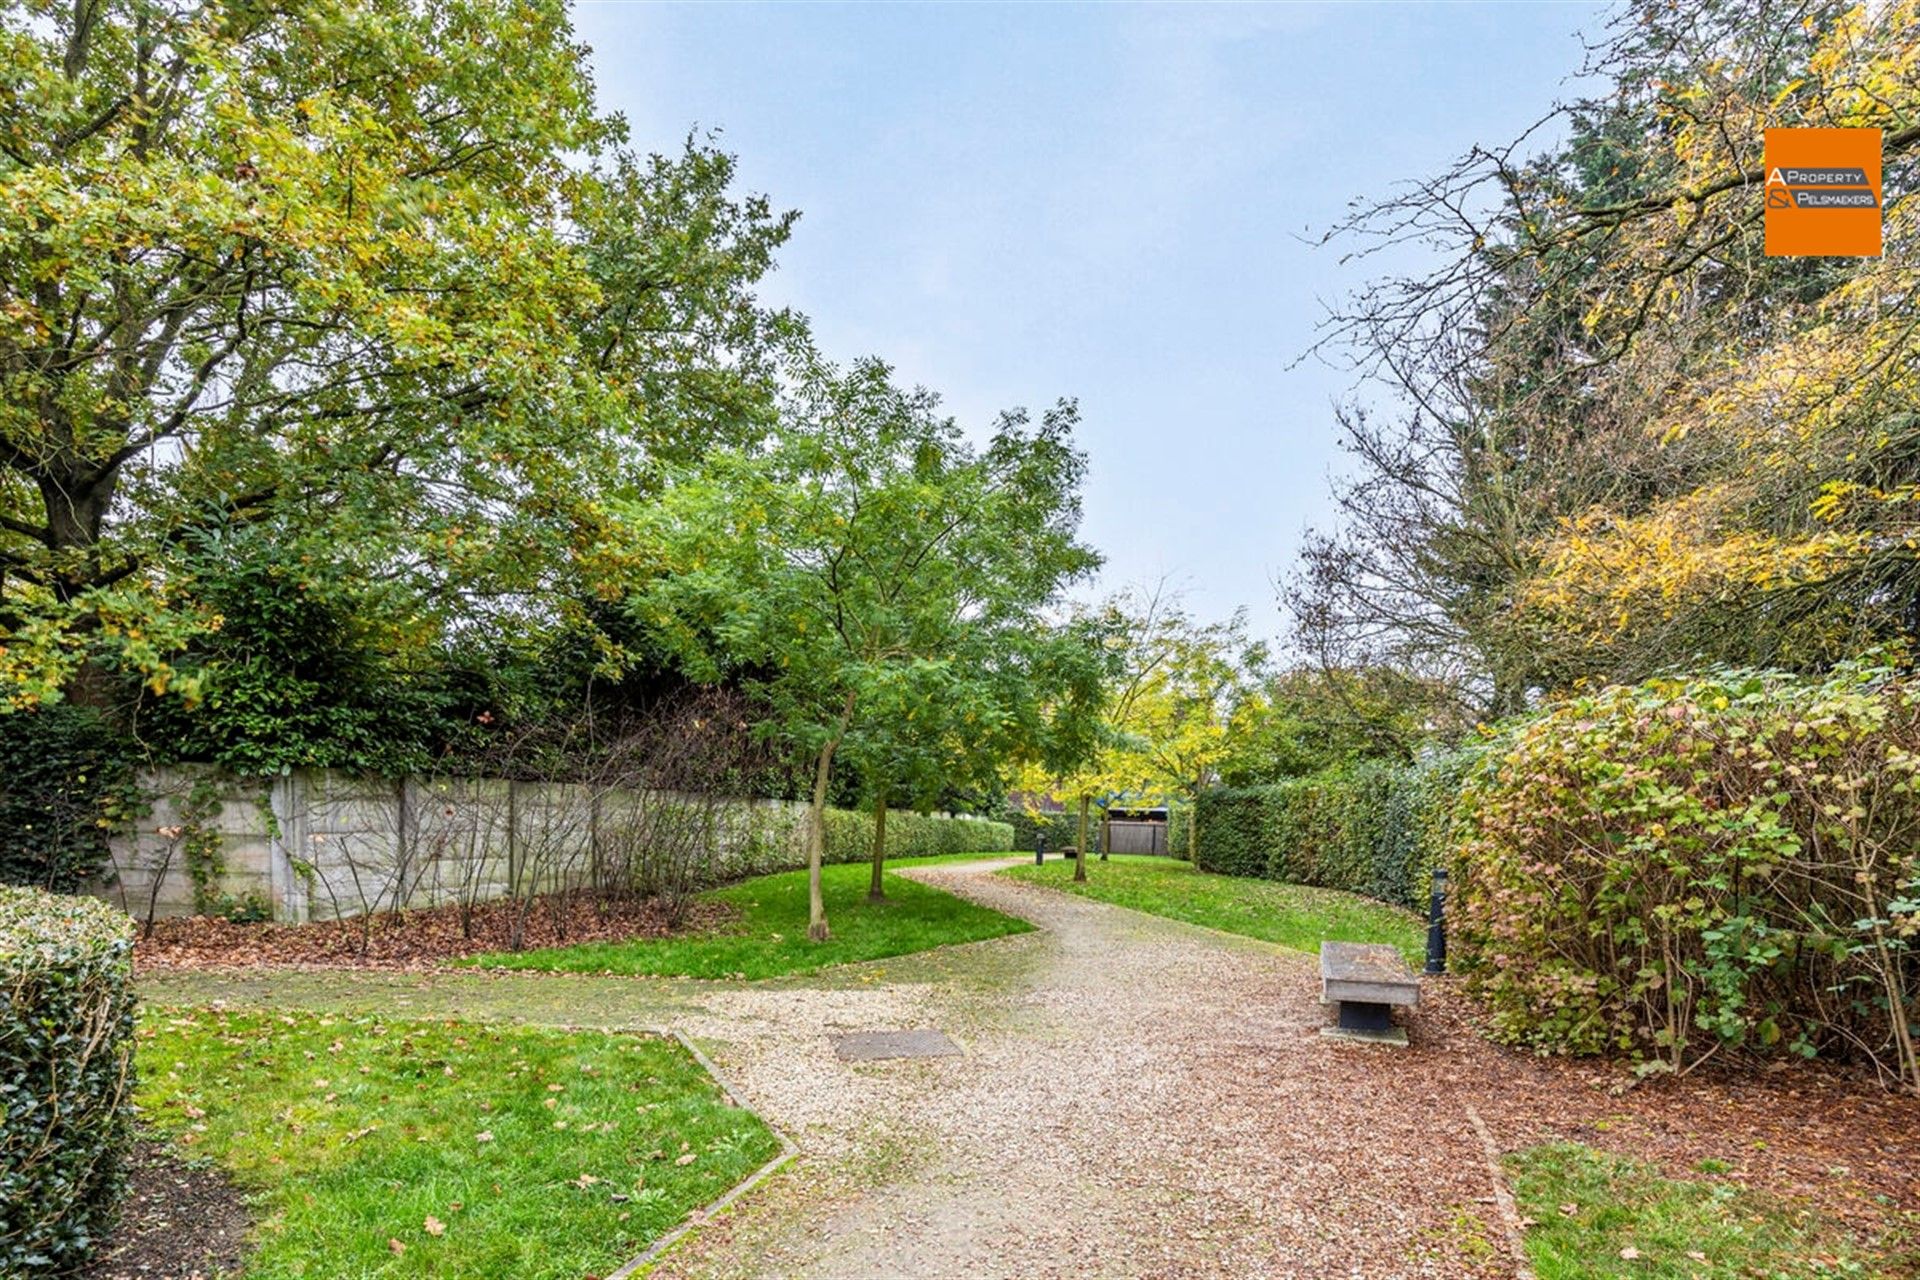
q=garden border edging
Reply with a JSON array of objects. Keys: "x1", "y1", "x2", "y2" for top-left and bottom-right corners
[{"x1": 607, "y1": 1028, "x2": 798, "y2": 1279}]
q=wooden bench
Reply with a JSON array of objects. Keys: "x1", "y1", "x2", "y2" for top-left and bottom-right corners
[{"x1": 1319, "y1": 941, "x2": 1419, "y2": 1045}]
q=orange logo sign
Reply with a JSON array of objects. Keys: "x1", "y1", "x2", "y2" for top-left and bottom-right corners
[{"x1": 1764, "y1": 128, "x2": 1882, "y2": 257}]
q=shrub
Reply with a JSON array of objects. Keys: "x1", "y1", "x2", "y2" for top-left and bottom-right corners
[
  {"x1": 0, "y1": 706, "x2": 142, "y2": 891},
  {"x1": 0, "y1": 888, "x2": 138, "y2": 1274},
  {"x1": 136, "y1": 526, "x2": 517, "y2": 778},
  {"x1": 1449, "y1": 665, "x2": 1920, "y2": 1090},
  {"x1": 1192, "y1": 756, "x2": 1463, "y2": 910},
  {"x1": 822, "y1": 808, "x2": 1014, "y2": 862},
  {"x1": 1167, "y1": 800, "x2": 1191, "y2": 858}
]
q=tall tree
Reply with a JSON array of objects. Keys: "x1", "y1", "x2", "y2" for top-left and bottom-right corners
[
  {"x1": 0, "y1": 0, "x2": 796, "y2": 708},
  {"x1": 631, "y1": 358, "x2": 1098, "y2": 939},
  {"x1": 1294, "y1": 0, "x2": 1920, "y2": 707},
  {"x1": 1216, "y1": 663, "x2": 1456, "y2": 786}
]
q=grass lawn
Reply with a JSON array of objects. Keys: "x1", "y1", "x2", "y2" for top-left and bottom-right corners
[
  {"x1": 136, "y1": 1007, "x2": 781, "y2": 1279},
  {"x1": 1507, "y1": 1143, "x2": 1918, "y2": 1279},
  {"x1": 468, "y1": 859, "x2": 1032, "y2": 980},
  {"x1": 1000, "y1": 855, "x2": 1424, "y2": 962}
]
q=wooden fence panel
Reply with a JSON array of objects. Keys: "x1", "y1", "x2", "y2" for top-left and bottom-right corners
[{"x1": 1107, "y1": 820, "x2": 1169, "y2": 855}]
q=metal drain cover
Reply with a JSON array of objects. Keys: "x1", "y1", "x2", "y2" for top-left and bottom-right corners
[{"x1": 831, "y1": 1029, "x2": 963, "y2": 1061}]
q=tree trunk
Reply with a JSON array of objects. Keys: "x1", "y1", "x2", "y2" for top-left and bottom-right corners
[
  {"x1": 1075, "y1": 794, "x2": 1089, "y2": 883},
  {"x1": 1188, "y1": 794, "x2": 1200, "y2": 863},
  {"x1": 1100, "y1": 809, "x2": 1111, "y2": 861},
  {"x1": 805, "y1": 692, "x2": 856, "y2": 942},
  {"x1": 868, "y1": 790, "x2": 889, "y2": 903}
]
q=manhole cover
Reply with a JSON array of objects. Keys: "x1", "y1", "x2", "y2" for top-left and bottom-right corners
[{"x1": 831, "y1": 1029, "x2": 963, "y2": 1061}]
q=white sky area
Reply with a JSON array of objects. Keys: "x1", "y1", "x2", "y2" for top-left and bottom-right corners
[{"x1": 576, "y1": 0, "x2": 1607, "y2": 643}]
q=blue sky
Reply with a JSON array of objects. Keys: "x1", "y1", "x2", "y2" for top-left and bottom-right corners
[{"x1": 576, "y1": 1, "x2": 1606, "y2": 640}]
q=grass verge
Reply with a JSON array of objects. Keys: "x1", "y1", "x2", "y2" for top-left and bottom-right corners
[
  {"x1": 1507, "y1": 1143, "x2": 1918, "y2": 1279},
  {"x1": 999, "y1": 855, "x2": 1424, "y2": 961},
  {"x1": 136, "y1": 1007, "x2": 781, "y2": 1279},
  {"x1": 468, "y1": 860, "x2": 1032, "y2": 980}
]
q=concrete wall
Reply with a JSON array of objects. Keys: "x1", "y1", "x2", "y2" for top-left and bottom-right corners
[{"x1": 97, "y1": 765, "x2": 820, "y2": 924}]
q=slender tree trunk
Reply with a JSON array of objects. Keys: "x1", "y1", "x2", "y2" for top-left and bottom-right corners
[
  {"x1": 805, "y1": 692, "x2": 857, "y2": 942},
  {"x1": 1188, "y1": 792, "x2": 1200, "y2": 863},
  {"x1": 1075, "y1": 794, "x2": 1089, "y2": 883},
  {"x1": 1100, "y1": 809, "x2": 1111, "y2": 861},
  {"x1": 868, "y1": 789, "x2": 889, "y2": 903}
]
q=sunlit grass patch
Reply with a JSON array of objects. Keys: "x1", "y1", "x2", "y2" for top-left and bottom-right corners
[
  {"x1": 468, "y1": 860, "x2": 1032, "y2": 980},
  {"x1": 137, "y1": 1007, "x2": 780, "y2": 1279},
  {"x1": 1001, "y1": 855, "x2": 1424, "y2": 962}
]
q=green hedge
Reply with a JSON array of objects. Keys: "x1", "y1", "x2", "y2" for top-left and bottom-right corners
[
  {"x1": 1192, "y1": 757, "x2": 1466, "y2": 911},
  {"x1": 0, "y1": 707, "x2": 140, "y2": 892},
  {"x1": 1194, "y1": 665, "x2": 1920, "y2": 1086},
  {"x1": 1451, "y1": 666, "x2": 1920, "y2": 1087},
  {"x1": 1166, "y1": 801, "x2": 1192, "y2": 857},
  {"x1": 822, "y1": 808, "x2": 1014, "y2": 862},
  {"x1": 1, "y1": 888, "x2": 137, "y2": 1274}
]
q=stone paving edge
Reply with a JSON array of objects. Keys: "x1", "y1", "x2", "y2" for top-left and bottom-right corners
[{"x1": 607, "y1": 1028, "x2": 800, "y2": 1280}]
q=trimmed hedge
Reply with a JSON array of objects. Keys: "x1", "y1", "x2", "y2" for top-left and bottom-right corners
[
  {"x1": 823, "y1": 808, "x2": 1014, "y2": 862},
  {"x1": 1451, "y1": 666, "x2": 1920, "y2": 1087},
  {"x1": 1, "y1": 888, "x2": 137, "y2": 1275},
  {"x1": 1192, "y1": 756, "x2": 1467, "y2": 911},
  {"x1": 1194, "y1": 665, "x2": 1920, "y2": 1087}
]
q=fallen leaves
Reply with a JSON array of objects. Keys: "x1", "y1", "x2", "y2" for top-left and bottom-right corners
[
  {"x1": 423, "y1": 1216, "x2": 445, "y2": 1237},
  {"x1": 135, "y1": 894, "x2": 739, "y2": 972}
]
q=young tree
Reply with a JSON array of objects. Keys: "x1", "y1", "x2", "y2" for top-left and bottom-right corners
[
  {"x1": 1128, "y1": 608, "x2": 1265, "y2": 858},
  {"x1": 1013, "y1": 584, "x2": 1217, "y2": 881},
  {"x1": 847, "y1": 620, "x2": 1110, "y2": 901},
  {"x1": 631, "y1": 358, "x2": 1098, "y2": 939}
]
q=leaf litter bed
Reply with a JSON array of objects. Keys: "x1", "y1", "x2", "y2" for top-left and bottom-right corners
[{"x1": 135, "y1": 893, "x2": 738, "y2": 972}]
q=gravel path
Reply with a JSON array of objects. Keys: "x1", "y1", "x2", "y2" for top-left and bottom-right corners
[
  {"x1": 648, "y1": 859, "x2": 1510, "y2": 1280},
  {"x1": 142, "y1": 859, "x2": 1920, "y2": 1279}
]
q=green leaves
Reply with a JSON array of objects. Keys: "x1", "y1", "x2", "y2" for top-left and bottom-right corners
[
  {"x1": 633, "y1": 357, "x2": 1098, "y2": 802},
  {"x1": 0, "y1": 704, "x2": 141, "y2": 890},
  {"x1": 0, "y1": 1, "x2": 797, "y2": 717},
  {"x1": 1450, "y1": 666, "x2": 1920, "y2": 1089},
  {"x1": 0, "y1": 887, "x2": 137, "y2": 1276}
]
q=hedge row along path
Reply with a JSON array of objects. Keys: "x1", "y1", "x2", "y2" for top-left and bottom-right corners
[{"x1": 142, "y1": 859, "x2": 1920, "y2": 1278}]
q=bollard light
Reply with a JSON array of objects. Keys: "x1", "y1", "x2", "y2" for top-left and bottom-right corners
[
  {"x1": 1425, "y1": 867, "x2": 1448, "y2": 975},
  {"x1": 1035, "y1": 836, "x2": 1045, "y2": 866}
]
